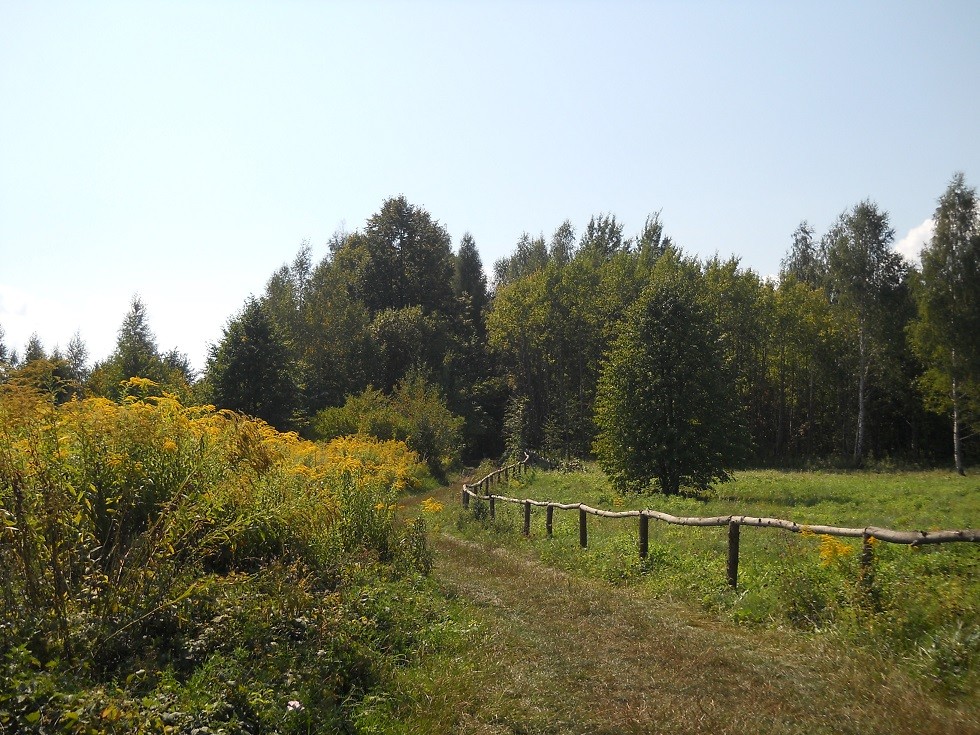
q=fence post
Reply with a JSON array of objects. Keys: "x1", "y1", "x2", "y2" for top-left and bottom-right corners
[
  {"x1": 860, "y1": 531, "x2": 875, "y2": 591},
  {"x1": 523, "y1": 501, "x2": 531, "y2": 536},
  {"x1": 639, "y1": 513, "x2": 649, "y2": 559},
  {"x1": 727, "y1": 521, "x2": 740, "y2": 588},
  {"x1": 505, "y1": 466, "x2": 509, "y2": 481},
  {"x1": 462, "y1": 485, "x2": 470, "y2": 509},
  {"x1": 546, "y1": 505, "x2": 554, "y2": 538},
  {"x1": 579, "y1": 508, "x2": 588, "y2": 548},
  {"x1": 489, "y1": 495, "x2": 496, "y2": 520}
]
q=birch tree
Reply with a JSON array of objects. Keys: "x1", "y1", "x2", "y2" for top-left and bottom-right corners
[
  {"x1": 909, "y1": 173, "x2": 980, "y2": 474},
  {"x1": 823, "y1": 201, "x2": 906, "y2": 465}
]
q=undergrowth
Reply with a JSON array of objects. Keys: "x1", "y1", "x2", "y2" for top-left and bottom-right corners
[{"x1": 0, "y1": 379, "x2": 448, "y2": 733}]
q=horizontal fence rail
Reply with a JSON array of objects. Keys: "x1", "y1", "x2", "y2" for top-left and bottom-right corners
[
  {"x1": 460, "y1": 451, "x2": 533, "y2": 509},
  {"x1": 460, "y1": 465, "x2": 980, "y2": 588}
]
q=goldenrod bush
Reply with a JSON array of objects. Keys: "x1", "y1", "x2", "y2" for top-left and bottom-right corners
[{"x1": 0, "y1": 379, "x2": 440, "y2": 733}]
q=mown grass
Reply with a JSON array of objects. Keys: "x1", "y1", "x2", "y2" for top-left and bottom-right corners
[
  {"x1": 451, "y1": 465, "x2": 980, "y2": 696},
  {"x1": 415, "y1": 533, "x2": 979, "y2": 734}
]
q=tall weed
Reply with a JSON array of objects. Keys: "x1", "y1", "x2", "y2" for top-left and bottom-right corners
[{"x1": 0, "y1": 380, "x2": 442, "y2": 732}]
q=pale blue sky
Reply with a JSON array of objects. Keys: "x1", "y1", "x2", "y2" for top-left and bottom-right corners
[{"x1": 2, "y1": 1, "x2": 978, "y2": 371}]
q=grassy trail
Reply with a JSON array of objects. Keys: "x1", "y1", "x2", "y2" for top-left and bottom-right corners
[{"x1": 418, "y1": 483, "x2": 979, "y2": 734}]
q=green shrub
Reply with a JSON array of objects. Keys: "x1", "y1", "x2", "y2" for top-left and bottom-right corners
[{"x1": 313, "y1": 372, "x2": 463, "y2": 479}]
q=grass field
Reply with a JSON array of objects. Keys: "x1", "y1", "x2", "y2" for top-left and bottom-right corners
[
  {"x1": 448, "y1": 465, "x2": 980, "y2": 695},
  {"x1": 350, "y1": 464, "x2": 979, "y2": 733}
]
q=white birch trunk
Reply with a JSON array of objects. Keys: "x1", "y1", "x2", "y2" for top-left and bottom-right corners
[{"x1": 952, "y1": 368, "x2": 965, "y2": 476}]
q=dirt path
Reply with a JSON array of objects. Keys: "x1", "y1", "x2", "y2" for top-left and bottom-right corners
[{"x1": 425, "y1": 487, "x2": 978, "y2": 734}]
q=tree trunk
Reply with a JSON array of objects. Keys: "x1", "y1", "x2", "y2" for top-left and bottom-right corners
[
  {"x1": 807, "y1": 359, "x2": 814, "y2": 458},
  {"x1": 776, "y1": 344, "x2": 785, "y2": 458},
  {"x1": 952, "y1": 372, "x2": 965, "y2": 476},
  {"x1": 853, "y1": 327, "x2": 867, "y2": 466}
]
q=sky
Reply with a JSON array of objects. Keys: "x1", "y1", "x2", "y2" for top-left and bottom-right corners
[{"x1": 2, "y1": 1, "x2": 979, "y2": 372}]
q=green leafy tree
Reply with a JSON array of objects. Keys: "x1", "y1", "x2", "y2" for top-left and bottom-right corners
[
  {"x1": 594, "y1": 257, "x2": 745, "y2": 494},
  {"x1": 823, "y1": 201, "x2": 907, "y2": 465},
  {"x1": 313, "y1": 386, "x2": 398, "y2": 441},
  {"x1": 780, "y1": 221, "x2": 824, "y2": 288},
  {"x1": 6, "y1": 335, "x2": 79, "y2": 402},
  {"x1": 635, "y1": 211, "x2": 673, "y2": 269},
  {"x1": 392, "y1": 371, "x2": 464, "y2": 477},
  {"x1": 702, "y1": 257, "x2": 775, "y2": 458},
  {"x1": 493, "y1": 232, "x2": 549, "y2": 287},
  {"x1": 487, "y1": 267, "x2": 553, "y2": 448},
  {"x1": 769, "y1": 278, "x2": 841, "y2": 459},
  {"x1": 453, "y1": 232, "x2": 490, "y2": 336},
  {"x1": 299, "y1": 259, "x2": 373, "y2": 414},
  {"x1": 369, "y1": 306, "x2": 444, "y2": 392},
  {"x1": 909, "y1": 173, "x2": 980, "y2": 474},
  {"x1": 206, "y1": 298, "x2": 298, "y2": 429},
  {"x1": 549, "y1": 220, "x2": 577, "y2": 266},
  {"x1": 257, "y1": 243, "x2": 374, "y2": 416},
  {"x1": 0, "y1": 324, "x2": 9, "y2": 381},
  {"x1": 446, "y1": 233, "x2": 506, "y2": 457},
  {"x1": 580, "y1": 213, "x2": 626, "y2": 262},
  {"x1": 263, "y1": 245, "x2": 314, "y2": 346},
  {"x1": 542, "y1": 255, "x2": 607, "y2": 457},
  {"x1": 5, "y1": 357, "x2": 75, "y2": 403},
  {"x1": 333, "y1": 196, "x2": 455, "y2": 315},
  {"x1": 488, "y1": 225, "x2": 664, "y2": 458},
  {"x1": 162, "y1": 348, "x2": 195, "y2": 385}
]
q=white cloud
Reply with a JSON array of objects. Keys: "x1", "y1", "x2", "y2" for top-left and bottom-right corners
[{"x1": 894, "y1": 218, "x2": 935, "y2": 264}]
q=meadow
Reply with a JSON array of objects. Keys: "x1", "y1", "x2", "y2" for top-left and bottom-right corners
[{"x1": 452, "y1": 463, "x2": 980, "y2": 694}]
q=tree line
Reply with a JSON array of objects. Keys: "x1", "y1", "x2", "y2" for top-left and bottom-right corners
[{"x1": 2, "y1": 176, "x2": 978, "y2": 480}]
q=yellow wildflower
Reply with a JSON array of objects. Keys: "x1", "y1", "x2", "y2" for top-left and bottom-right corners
[
  {"x1": 420, "y1": 497, "x2": 444, "y2": 514},
  {"x1": 818, "y1": 534, "x2": 852, "y2": 566}
]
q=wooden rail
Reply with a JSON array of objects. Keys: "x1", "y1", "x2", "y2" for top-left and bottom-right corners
[
  {"x1": 460, "y1": 451, "x2": 533, "y2": 509},
  {"x1": 460, "y1": 472, "x2": 980, "y2": 588}
]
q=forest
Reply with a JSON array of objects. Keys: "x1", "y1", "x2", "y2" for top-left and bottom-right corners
[{"x1": 2, "y1": 173, "x2": 977, "y2": 477}]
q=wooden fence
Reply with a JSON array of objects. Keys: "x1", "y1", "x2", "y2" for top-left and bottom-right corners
[{"x1": 460, "y1": 460, "x2": 980, "y2": 588}]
